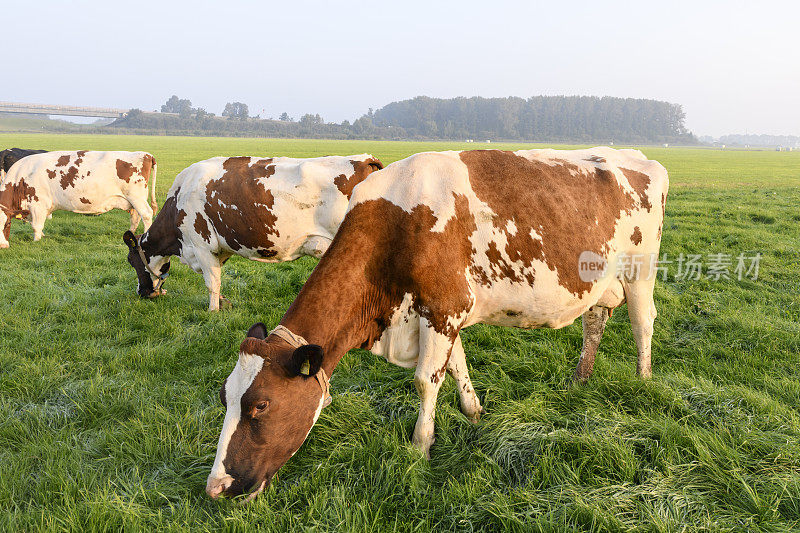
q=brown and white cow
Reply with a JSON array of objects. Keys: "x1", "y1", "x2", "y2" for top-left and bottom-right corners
[
  {"x1": 122, "y1": 154, "x2": 383, "y2": 310},
  {"x1": 206, "y1": 147, "x2": 669, "y2": 500},
  {"x1": 0, "y1": 150, "x2": 157, "y2": 248}
]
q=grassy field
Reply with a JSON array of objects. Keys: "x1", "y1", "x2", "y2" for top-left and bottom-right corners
[{"x1": 0, "y1": 134, "x2": 798, "y2": 532}]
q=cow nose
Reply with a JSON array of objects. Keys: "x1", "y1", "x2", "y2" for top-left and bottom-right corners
[{"x1": 206, "y1": 474, "x2": 234, "y2": 499}]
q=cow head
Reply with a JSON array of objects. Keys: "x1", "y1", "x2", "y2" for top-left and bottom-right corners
[
  {"x1": 0, "y1": 207, "x2": 29, "y2": 249},
  {"x1": 206, "y1": 323, "x2": 328, "y2": 501},
  {"x1": 122, "y1": 230, "x2": 170, "y2": 298}
]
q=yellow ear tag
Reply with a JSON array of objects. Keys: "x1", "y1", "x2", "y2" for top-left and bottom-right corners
[
  {"x1": 300, "y1": 360, "x2": 311, "y2": 376},
  {"x1": 14, "y1": 214, "x2": 22, "y2": 219}
]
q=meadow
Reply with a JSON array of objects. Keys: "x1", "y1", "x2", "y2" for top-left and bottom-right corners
[{"x1": 0, "y1": 133, "x2": 798, "y2": 532}]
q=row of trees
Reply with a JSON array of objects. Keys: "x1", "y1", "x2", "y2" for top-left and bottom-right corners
[
  {"x1": 371, "y1": 96, "x2": 694, "y2": 143},
  {"x1": 112, "y1": 95, "x2": 696, "y2": 143},
  {"x1": 161, "y1": 95, "x2": 250, "y2": 120}
]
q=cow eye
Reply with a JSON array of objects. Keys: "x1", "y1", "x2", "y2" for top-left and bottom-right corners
[{"x1": 253, "y1": 401, "x2": 270, "y2": 417}]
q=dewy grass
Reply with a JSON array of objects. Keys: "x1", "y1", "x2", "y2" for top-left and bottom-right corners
[{"x1": 0, "y1": 134, "x2": 798, "y2": 531}]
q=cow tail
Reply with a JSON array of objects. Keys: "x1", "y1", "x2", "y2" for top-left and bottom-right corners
[{"x1": 149, "y1": 156, "x2": 158, "y2": 212}]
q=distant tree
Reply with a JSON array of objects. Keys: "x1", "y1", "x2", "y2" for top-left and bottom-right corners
[
  {"x1": 223, "y1": 102, "x2": 249, "y2": 120},
  {"x1": 195, "y1": 108, "x2": 209, "y2": 120},
  {"x1": 161, "y1": 95, "x2": 194, "y2": 116},
  {"x1": 300, "y1": 113, "x2": 323, "y2": 125},
  {"x1": 279, "y1": 112, "x2": 293, "y2": 122}
]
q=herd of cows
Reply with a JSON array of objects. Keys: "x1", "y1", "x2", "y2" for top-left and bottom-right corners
[{"x1": 0, "y1": 145, "x2": 669, "y2": 501}]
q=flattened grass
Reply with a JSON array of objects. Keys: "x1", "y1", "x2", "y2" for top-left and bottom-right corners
[{"x1": 0, "y1": 134, "x2": 798, "y2": 531}]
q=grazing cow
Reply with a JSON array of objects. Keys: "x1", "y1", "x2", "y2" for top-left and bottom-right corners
[
  {"x1": 206, "y1": 147, "x2": 669, "y2": 500},
  {"x1": 0, "y1": 151, "x2": 157, "y2": 248},
  {"x1": 0, "y1": 148, "x2": 48, "y2": 180},
  {"x1": 122, "y1": 154, "x2": 383, "y2": 310}
]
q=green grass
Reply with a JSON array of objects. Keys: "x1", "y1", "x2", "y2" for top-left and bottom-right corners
[{"x1": 0, "y1": 134, "x2": 798, "y2": 531}]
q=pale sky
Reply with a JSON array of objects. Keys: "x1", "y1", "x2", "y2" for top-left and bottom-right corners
[{"x1": 5, "y1": 0, "x2": 799, "y2": 136}]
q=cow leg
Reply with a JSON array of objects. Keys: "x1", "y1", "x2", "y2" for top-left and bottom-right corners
[
  {"x1": 213, "y1": 253, "x2": 233, "y2": 309},
  {"x1": 412, "y1": 319, "x2": 456, "y2": 459},
  {"x1": 624, "y1": 279, "x2": 657, "y2": 378},
  {"x1": 199, "y1": 254, "x2": 223, "y2": 312},
  {"x1": 128, "y1": 209, "x2": 141, "y2": 233},
  {"x1": 128, "y1": 199, "x2": 153, "y2": 232},
  {"x1": 446, "y1": 334, "x2": 483, "y2": 423},
  {"x1": 573, "y1": 306, "x2": 610, "y2": 382},
  {"x1": 31, "y1": 210, "x2": 47, "y2": 241}
]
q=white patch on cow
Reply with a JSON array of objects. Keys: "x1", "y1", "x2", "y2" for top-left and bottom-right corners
[
  {"x1": 505, "y1": 219, "x2": 517, "y2": 236},
  {"x1": 208, "y1": 352, "x2": 265, "y2": 482},
  {"x1": 370, "y1": 293, "x2": 421, "y2": 368},
  {"x1": 350, "y1": 151, "x2": 470, "y2": 233}
]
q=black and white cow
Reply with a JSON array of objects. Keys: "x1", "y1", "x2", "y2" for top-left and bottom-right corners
[
  {"x1": 123, "y1": 154, "x2": 383, "y2": 310},
  {"x1": 0, "y1": 148, "x2": 47, "y2": 180}
]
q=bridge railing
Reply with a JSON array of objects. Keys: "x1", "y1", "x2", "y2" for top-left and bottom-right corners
[{"x1": 0, "y1": 101, "x2": 129, "y2": 118}]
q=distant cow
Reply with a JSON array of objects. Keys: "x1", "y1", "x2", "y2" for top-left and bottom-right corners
[
  {"x1": 122, "y1": 154, "x2": 383, "y2": 310},
  {"x1": 0, "y1": 148, "x2": 48, "y2": 180},
  {"x1": 0, "y1": 151, "x2": 157, "y2": 248},
  {"x1": 206, "y1": 147, "x2": 669, "y2": 500}
]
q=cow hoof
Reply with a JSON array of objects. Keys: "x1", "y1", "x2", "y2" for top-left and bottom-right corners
[
  {"x1": 0, "y1": 243, "x2": 8, "y2": 249},
  {"x1": 411, "y1": 437, "x2": 433, "y2": 460},
  {"x1": 468, "y1": 406, "x2": 486, "y2": 424}
]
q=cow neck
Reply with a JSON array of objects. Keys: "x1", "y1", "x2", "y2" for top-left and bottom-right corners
[
  {"x1": 279, "y1": 239, "x2": 389, "y2": 376},
  {"x1": 0, "y1": 182, "x2": 18, "y2": 212},
  {"x1": 139, "y1": 208, "x2": 182, "y2": 261}
]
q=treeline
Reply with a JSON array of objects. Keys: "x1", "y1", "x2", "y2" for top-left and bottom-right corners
[
  {"x1": 112, "y1": 109, "x2": 398, "y2": 139},
  {"x1": 108, "y1": 94, "x2": 696, "y2": 143},
  {"x1": 371, "y1": 96, "x2": 694, "y2": 143}
]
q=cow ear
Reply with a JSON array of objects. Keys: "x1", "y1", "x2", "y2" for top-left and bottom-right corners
[
  {"x1": 367, "y1": 158, "x2": 383, "y2": 171},
  {"x1": 123, "y1": 230, "x2": 138, "y2": 249},
  {"x1": 246, "y1": 322, "x2": 268, "y2": 340},
  {"x1": 286, "y1": 345, "x2": 324, "y2": 378}
]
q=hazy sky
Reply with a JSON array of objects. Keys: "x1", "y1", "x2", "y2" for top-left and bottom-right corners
[{"x1": 5, "y1": 0, "x2": 799, "y2": 136}]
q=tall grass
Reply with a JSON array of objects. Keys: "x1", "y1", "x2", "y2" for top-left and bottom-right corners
[{"x1": 0, "y1": 135, "x2": 798, "y2": 531}]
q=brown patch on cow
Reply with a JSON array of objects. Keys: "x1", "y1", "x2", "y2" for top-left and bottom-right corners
[
  {"x1": 74, "y1": 151, "x2": 87, "y2": 167},
  {"x1": 194, "y1": 213, "x2": 211, "y2": 243},
  {"x1": 334, "y1": 158, "x2": 384, "y2": 199},
  {"x1": 46, "y1": 169, "x2": 56, "y2": 180},
  {"x1": 203, "y1": 157, "x2": 279, "y2": 252},
  {"x1": 460, "y1": 150, "x2": 642, "y2": 296},
  {"x1": 79, "y1": 197, "x2": 91, "y2": 204},
  {"x1": 620, "y1": 168, "x2": 652, "y2": 212},
  {"x1": 140, "y1": 154, "x2": 155, "y2": 184},
  {"x1": 0, "y1": 178, "x2": 38, "y2": 218},
  {"x1": 55, "y1": 155, "x2": 70, "y2": 167},
  {"x1": 60, "y1": 166, "x2": 80, "y2": 189},
  {"x1": 116, "y1": 159, "x2": 137, "y2": 183},
  {"x1": 631, "y1": 226, "x2": 642, "y2": 245}
]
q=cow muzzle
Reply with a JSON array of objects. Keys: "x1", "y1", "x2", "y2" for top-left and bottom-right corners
[
  {"x1": 206, "y1": 473, "x2": 269, "y2": 502},
  {"x1": 205, "y1": 474, "x2": 234, "y2": 499}
]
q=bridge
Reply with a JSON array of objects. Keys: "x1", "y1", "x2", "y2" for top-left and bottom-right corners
[{"x1": 0, "y1": 101, "x2": 129, "y2": 119}]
